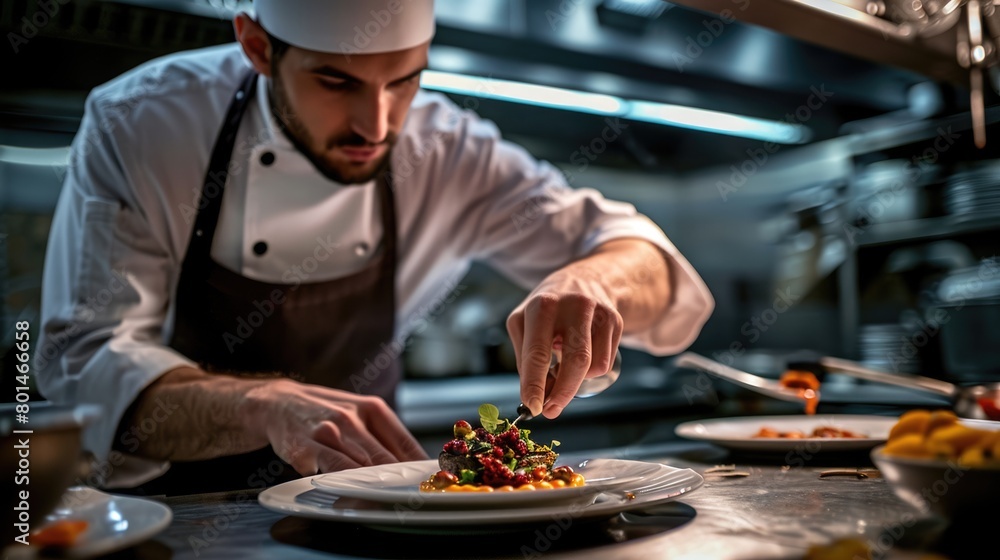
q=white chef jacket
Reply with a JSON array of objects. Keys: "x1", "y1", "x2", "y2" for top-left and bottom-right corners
[{"x1": 36, "y1": 43, "x2": 714, "y2": 487}]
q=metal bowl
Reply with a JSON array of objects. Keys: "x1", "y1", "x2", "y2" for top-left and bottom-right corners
[
  {"x1": 871, "y1": 435, "x2": 1000, "y2": 519},
  {"x1": 2, "y1": 402, "x2": 100, "y2": 546}
]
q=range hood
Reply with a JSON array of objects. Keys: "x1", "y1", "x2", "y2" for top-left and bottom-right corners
[{"x1": 669, "y1": 0, "x2": 1000, "y2": 145}]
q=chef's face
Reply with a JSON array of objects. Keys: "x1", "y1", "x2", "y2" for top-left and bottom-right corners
[{"x1": 236, "y1": 16, "x2": 427, "y2": 184}]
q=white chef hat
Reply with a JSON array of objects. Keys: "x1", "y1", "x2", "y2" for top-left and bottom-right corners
[{"x1": 253, "y1": 0, "x2": 435, "y2": 54}]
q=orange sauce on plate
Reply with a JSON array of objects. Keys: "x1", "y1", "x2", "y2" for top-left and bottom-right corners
[{"x1": 427, "y1": 474, "x2": 586, "y2": 492}]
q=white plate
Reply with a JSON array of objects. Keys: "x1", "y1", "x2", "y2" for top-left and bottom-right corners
[
  {"x1": 309, "y1": 458, "x2": 663, "y2": 508},
  {"x1": 674, "y1": 414, "x2": 897, "y2": 452},
  {"x1": 261, "y1": 460, "x2": 703, "y2": 528},
  {"x1": 8, "y1": 486, "x2": 172, "y2": 558}
]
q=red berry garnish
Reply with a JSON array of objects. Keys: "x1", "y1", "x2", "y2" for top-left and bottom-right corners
[
  {"x1": 474, "y1": 428, "x2": 496, "y2": 444},
  {"x1": 443, "y1": 439, "x2": 469, "y2": 455},
  {"x1": 513, "y1": 440, "x2": 528, "y2": 457},
  {"x1": 497, "y1": 427, "x2": 520, "y2": 447},
  {"x1": 478, "y1": 456, "x2": 515, "y2": 486}
]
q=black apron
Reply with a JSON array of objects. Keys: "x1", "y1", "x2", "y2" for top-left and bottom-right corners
[{"x1": 136, "y1": 70, "x2": 401, "y2": 496}]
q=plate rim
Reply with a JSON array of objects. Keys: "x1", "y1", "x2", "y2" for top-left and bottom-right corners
[{"x1": 260, "y1": 462, "x2": 705, "y2": 527}]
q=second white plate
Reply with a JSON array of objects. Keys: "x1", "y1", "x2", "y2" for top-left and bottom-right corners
[{"x1": 674, "y1": 414, "x2": 897, "y2": 452}]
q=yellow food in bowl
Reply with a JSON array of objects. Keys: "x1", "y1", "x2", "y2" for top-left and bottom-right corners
[
  {"x1": 804, "y1": 537, "x2": 871, "y2": 560},
  {"x1": 881, "y1": 409, "x2": 1000, "y2": 467},
  {"x1": 887, "y1": 409, "x2": 931, "y2": 440}
]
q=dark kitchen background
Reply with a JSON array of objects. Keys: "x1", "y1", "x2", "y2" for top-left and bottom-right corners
[{"x1": 2, "y1": 0, "x2": 999, "y2": 453}]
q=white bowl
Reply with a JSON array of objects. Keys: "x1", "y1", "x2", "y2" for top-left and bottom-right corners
[
  {"x1": 2, "y1": 402, "x2": 101, "y2": 545},
  {"x1": 870, "y1": 444, "x2": 1000, "y2": 518}
]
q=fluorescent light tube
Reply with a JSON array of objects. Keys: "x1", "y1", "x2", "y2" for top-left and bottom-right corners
[
  {"x1": 628, "y1": 100, "x2": 808, "y2": 143},
  {"x1": 420, "y1": 69, "x2": 809, "y2": 144},
  {"x1": 420, "y1": 70, "x2": 626, "y2": 116}
]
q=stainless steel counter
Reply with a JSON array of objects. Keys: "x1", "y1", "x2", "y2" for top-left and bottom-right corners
[{"x1": 109, "y1": 441, "x2": 980, "y2": 560}]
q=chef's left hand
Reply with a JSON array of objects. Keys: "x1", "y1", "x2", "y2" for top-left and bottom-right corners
[{"x1": 506, "y1": 267, "x2": 624, "y2": 419}]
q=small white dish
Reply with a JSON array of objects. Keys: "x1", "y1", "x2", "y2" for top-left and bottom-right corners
[
  {"x1": 6, "y1": 486, "x2": 172, "y2": 559},
  {"x1": 675, "y1": 414, "x2": 897, "y2": 452},
  {"x1": 309, "y1": 458, "x2": 666, "y2": 509}
]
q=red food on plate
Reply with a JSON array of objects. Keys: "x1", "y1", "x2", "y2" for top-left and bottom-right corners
[
  {"x1": 31, "y1": 519, "x2": 88, "y2": 548},
  {"x1": 779, "y1": 370, "x2": 821, "y2": 415},
  {"x1": 977, "y1": 395, "x2": 1000, "y2": 421},
  {"x1": 753, "y1": 426, "x2": 866, "y2": 439}
]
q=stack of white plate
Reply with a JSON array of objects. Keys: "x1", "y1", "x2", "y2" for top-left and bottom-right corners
[
  {"x1": 859, "y1": 323, "x2": 920, "y2": 375},
  {"x1": 944, "y1": 161, "x2": 1000, "y2": 220}
]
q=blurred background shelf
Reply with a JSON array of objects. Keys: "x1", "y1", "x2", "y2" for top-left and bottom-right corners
[{"x1": 855, "y1": 214, "x2": 1000, "y2": 247}]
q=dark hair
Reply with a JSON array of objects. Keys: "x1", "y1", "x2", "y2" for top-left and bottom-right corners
[{"x1": 264, "y1": 29, "x2": 290, "y2": 61}]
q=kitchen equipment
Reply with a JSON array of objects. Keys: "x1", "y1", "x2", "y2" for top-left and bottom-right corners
[
  {"x1": 512, "y1": 349, "x2": 623, "y2": 426},
  {"x1": 849, "y1": 159, "x2": 934, "y2": 224},
  {"x1": 820, "y1": 356, "x2": 1000, "y2": 420},
  {"x1": 672, "y1": 352, "x2": 819, "y2": 409},
  {"x1": 857, "y1": 323, "x2": 922, "y2": 375},
  {"x1": 933, "y1": 261, "x2": 1000, "y2": 379},
  {"x1": 2, "y1": 402, "x2": 101, "y2": 547},
  {"x1": 403, "y1": 323, "x2": 486, "y2": 378},
  {"x1": 955, "y1": 0, "x2": 995, "y2": 147},
  {"x1": 845, "y1": 0, "x2": 999, "y2": 148},
  {"x1": 943, "y1": 160, "x2": 1000, "y2": 220}
]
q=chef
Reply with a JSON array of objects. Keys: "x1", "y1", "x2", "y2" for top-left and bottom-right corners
[{"x1": 36, "y1": 0, "x2": 714, "y2": 494}]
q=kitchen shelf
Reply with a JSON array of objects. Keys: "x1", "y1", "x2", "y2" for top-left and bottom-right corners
[
  {"x1": 844, "y1": 105, "x2": 1000, "y2": 157},
  {"x1": 855, "y1": 214, "x2": 1000, "y2": 247},
  {"x1": 829, "y1": 97, "x2": 1000, "y2": 362}
]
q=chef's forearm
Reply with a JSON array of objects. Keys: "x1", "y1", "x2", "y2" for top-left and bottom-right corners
[
  {"x1": 113, "y1": 366, "x2": 273, "y2": 461},
  {"x1": 581, "y1": 238, "x2": 671, "y2": 333}
]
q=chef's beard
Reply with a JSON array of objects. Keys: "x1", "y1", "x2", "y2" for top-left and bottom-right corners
[{"x1": 267, "y1": 74, "x2": 395, "y2": 185}]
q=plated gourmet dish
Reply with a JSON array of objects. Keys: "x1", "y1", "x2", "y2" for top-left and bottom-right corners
[{"x1": 420, "y1": 404, "x2": 585, "y2": 492}]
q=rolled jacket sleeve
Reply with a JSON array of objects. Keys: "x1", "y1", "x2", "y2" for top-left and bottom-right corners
[
  {"x1": 35, "y1": 93, "x2": 192, "y2": 487},
  {"x1": 444, "y1": 108, "x2": 714, "y2": 356}
]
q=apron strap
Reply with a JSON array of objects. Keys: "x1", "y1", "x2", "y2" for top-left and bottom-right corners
[{"x1": 182, "y1": 70, "x2": 259, "y2": 280}]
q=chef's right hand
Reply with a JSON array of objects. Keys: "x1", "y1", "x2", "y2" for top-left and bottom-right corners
[{"x1": 244, "y1": 379, "x2": 428, "y2": 475}]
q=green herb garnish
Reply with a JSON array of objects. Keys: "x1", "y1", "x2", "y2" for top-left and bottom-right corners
[
  {"x1": 478, "y1": 403, "x2": 501, "y2": 433},
  {"x1": 458, "y1": 469, "x2": 477, "y2": 484}
]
